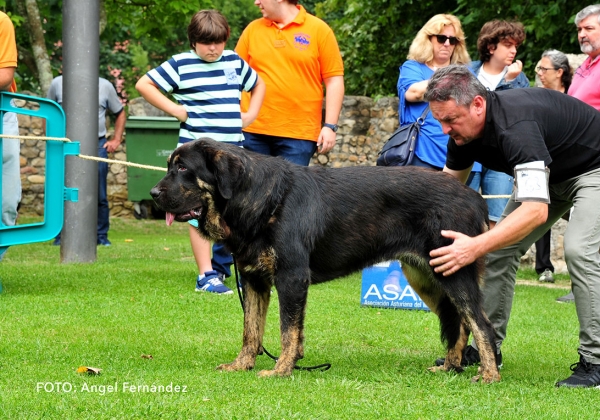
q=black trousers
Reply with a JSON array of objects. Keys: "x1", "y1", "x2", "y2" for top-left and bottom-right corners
[{"x1": 535, "y1": 230, "x2": 554, "y2": 274}]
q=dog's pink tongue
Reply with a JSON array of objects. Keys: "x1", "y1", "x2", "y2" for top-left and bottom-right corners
[{"x1": 166, "y1": 212, "x2": 175, "y2": 226}]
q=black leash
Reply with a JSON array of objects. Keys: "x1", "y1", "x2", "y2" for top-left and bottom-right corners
[{"x1": 232, "y1": 257, "x2": 331, "y2": 372}]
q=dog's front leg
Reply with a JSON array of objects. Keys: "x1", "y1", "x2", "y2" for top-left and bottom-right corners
[
  {"x1": 217, "y1": 282, "x2": 270, "y2": 372},
  {"x1": 257, "y1": 279, "x2": 308, "y2": 377}
]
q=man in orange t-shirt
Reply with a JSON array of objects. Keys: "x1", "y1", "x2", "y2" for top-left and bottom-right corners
[
  {"x1": 0, "y1": 11, "x2": 19, "y2": 262},
  {"x1": 236, "y1": 0, "x2": 344, "y2": 166}
]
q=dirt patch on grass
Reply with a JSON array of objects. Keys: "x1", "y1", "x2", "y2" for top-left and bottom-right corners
[{"x1": 516, "y1": 279, "x2": 570, "y2": 289}]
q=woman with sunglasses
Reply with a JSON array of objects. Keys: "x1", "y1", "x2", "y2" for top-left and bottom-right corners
[{"x1": 397, "y1": 14, "x2": 470, "y2": 170}]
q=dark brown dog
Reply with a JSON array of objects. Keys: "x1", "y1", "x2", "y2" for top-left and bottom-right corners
[{"x1": 150, "y1": 139, "x2": 500, "y2": 383}]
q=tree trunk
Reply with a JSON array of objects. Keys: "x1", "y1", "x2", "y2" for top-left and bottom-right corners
[{"x1": 24, "y1": 0, "x2": 53, "y2": 95}]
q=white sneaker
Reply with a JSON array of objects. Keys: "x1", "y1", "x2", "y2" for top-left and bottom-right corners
[{"x1": 538, "y1": 269, "x2": 554, "y2": 283}]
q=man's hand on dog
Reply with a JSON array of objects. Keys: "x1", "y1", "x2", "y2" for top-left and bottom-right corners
[{"x1": 429, "y1": 230, "x2": 480, "y2": 276}]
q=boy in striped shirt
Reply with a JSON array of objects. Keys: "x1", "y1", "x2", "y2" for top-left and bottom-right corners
[{"x1": 136, "y1": 9, "x2": 265, "y2": 294}]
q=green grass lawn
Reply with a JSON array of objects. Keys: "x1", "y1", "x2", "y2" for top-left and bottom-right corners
[{"x1": 0, "y1": 218, "x2": 598, "y2": 419}]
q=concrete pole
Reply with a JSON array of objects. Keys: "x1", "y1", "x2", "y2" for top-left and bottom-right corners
[{"x1": 61, "y1": 0, "x2": 99, "y2": 263}]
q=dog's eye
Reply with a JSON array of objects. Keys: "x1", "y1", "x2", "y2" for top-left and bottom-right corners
[{"x1": 178, "y1": 164, "x2": 187, "y2": 172}]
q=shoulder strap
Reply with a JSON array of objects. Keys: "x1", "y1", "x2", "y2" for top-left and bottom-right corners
[{"x1": 416, "y1": 105, "x2": 430, "y2": 124}]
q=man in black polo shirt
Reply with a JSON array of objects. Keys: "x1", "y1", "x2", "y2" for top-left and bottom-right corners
[{"x1": 423, "y1": 64, "x2": 600, "y2": 388}]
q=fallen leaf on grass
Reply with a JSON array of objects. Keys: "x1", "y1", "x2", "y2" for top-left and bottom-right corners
[
  {"x1": 163, "y1": 247, "x2": 170, "y2": 251},
  {"x1": 141, "y1": 354, "x2": 153, "y2": 359},
  {"x1": 125, "y1": 239, "x2": 134, "y2": 242},
  {"x1": 77, "y1": 366, "x2": 102, "y2": 375}
]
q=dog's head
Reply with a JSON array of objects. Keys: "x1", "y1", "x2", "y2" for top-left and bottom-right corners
[{"x1": 150, "y1": 139, "x2": 246, "y2": 229}]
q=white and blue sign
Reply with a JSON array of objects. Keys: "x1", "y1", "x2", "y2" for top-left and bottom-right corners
[{"x1": 360, "y1": 261, "x2": 430, "y2": 311}]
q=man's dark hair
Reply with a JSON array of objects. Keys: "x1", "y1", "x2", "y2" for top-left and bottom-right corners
[
  {"x1": 424, "y1": 65, "x2": 488, "y2": 106},
  {"x1": 188, "y1": 9, "x2": 230, "y2": 49},
  {"x1": 477, "y1": 20, "x2": 526, "y2": 63}
]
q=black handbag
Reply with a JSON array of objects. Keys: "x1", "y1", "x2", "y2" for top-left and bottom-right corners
[{"x1": 376, "y1": 105, "x2": 430, "y2": 167}]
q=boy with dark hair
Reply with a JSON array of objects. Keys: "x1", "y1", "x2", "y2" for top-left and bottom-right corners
[
  {"x1": 466, "y1": 20, "x2": 530, "y2": 234},
  {"x1": 136, "y1": 9, "x2": 265, "y2": 294}
]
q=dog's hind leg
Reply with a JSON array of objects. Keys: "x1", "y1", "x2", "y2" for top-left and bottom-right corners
[
  {"x1": 426, "y1": 295, "x2": 469, "y2": 374},
  {"x1": 217, "y1": 281, "x2": 271, "y2": 372},
  {"x1": 467, "y1": 310, "x2": 500, "y2": 384}
]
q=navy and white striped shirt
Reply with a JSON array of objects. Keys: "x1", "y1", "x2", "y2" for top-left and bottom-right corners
[{"x1": 147, "y1": 50, "x2": 258, "y2": 144}]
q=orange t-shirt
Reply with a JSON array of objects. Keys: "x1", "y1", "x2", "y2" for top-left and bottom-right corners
[
  {"x1": 0, "y1": 12, "x2": 17, "y2": 93},
  {"x1": 236, "y1": 6, "x2": 344, "y2": 141}
]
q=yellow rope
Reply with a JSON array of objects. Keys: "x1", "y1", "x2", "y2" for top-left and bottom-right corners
[
  {"x1": 77, "y1": 155, "x2": 167, "y2": 172},
  {"x1": 5, "y1": 133, "x2": 513, "y2": 195},
  {"x1": 0, "y1": 133, "x2": 71, "y2": 142},
  {"x1": 1, "y1": 133, "x2": 167, "y2": 172}
]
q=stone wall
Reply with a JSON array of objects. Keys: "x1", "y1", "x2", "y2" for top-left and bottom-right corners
[
  {"x1": 15, "y1": 93, "x2": 566, "y2": 271},
  {"x1": 16, "y1": 92, "x2": 132, "y2": 218}
]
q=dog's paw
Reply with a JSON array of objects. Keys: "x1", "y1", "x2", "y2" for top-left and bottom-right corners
[
  {"x1": 427, "y1": 364, "x2": 464, "y2": 374},
  {"x1": 471, "y1": 372, "x2": 501, "y2": 384},
  {"x1": 257, "y1": 369, "x2": 292, "y2": 378},
  {"x1": 216, "y1": 361, "x2": 253, "y2": 372}
]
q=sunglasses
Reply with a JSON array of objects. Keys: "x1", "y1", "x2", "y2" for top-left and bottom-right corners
[{"x1": 433, "y1": 34, "x2": 459, "y2": 45}]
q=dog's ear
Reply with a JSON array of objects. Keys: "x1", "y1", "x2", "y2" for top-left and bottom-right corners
[{"x1": 198, "y1": 140, "x2": 245, "y2": 200}]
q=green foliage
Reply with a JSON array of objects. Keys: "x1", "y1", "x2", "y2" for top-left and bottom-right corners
[
  {"x1": 103, "y1": 0, "x2": 211, "y2": 40},
  {"x1": 454, "y1": 0, "x2": 590, "y2": 88},
  {"x1": 319, "y1": 0, "x2": 592, "y2": 96},
  {"x1": 212, "y1": 0, "x2": 261, "y2": 50},
  {"x1": 7, "y1": 0, "x2": 257, "y2": 99},
  {"x1": 5, "y1": 0, "x2": 596, "y2": 98},
  {"x1": 318, "y1": 0, "x2": 457, "y2": 96}
]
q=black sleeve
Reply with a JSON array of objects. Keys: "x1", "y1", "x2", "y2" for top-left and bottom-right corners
[{"x1": 445, "y1": 138, "x2": 476, "y2": 171}]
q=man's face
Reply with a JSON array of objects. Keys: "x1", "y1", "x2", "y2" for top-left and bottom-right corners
[
  {"x1": 577, "y1": 15, "x2": 600, "y2": 57},
  {"x1": 429, "y1": 98, "x2": 486, "y2": 146},
  {"x1": 254, "y1": 0, "x2": 279, "y2": 20}
]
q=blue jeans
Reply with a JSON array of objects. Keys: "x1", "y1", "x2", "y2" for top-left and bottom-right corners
[
  {"x1": 0, "y1": 111, "x2": 20, "y2": 261},
  {"x1": 212, "y1": 243, "x2": 234, "y2": 277},
  {"x1": 467, "y1": 167, "x2": 513, "y2": 222},
  {"x1": 242, "y1": 132, "x2": 317, "y2": 166},
  {"x1": 97, "y1": 137, "x2": 109, "y2": 237},
  {"x1": 54, "y1": 136, "x2": 109, "y2": 243}
]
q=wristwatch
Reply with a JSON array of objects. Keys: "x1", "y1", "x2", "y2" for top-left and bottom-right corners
[{"x1": 323, "y1": 123, "x2": 339, "y2": 132}]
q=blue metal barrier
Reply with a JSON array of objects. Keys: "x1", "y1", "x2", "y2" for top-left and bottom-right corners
[{"x1": 0, "y1": 91, "x2": 79, "y2": 247}]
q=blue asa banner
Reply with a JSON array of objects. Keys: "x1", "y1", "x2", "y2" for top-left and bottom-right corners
[{"x1": 360, "y1": 261, "x2": 430, "y2": 311}]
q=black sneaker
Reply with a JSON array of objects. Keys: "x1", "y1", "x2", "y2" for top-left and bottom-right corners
[
  {"x1": 556, "y1": 354, "x2": 600, "y2": 388},
  {"x1": 556, "y1": 291, "x2": 575, "y2": 303},
  {"x1": 434, "y1": 344, "x2": 502, "y2": 368}
]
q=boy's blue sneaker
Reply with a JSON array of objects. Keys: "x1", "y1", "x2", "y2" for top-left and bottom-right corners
[
  {"x1": 196, "y1": 271, "x2": 233, "y2": 295},
  {"x1": 97, "y1": 236, "x2": 111, "y2": 246}
]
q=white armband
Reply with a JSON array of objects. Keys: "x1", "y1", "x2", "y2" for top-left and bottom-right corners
[{"x1": 514, "y1": 161, "x2": 550, "y2": 203}]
